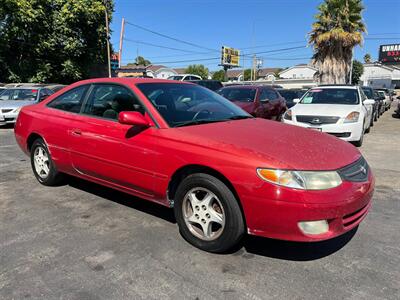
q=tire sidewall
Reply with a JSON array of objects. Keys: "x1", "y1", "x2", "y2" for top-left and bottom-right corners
[
  {"x1": 30, "y1": 139, "x2": 59, "y2": 185},
  {"x1": 174, "y1": 174, "x2": 244, "y2": 253}
]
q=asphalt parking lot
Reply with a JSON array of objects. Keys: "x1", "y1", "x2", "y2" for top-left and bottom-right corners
[{"x1": 1, "y1": 104, "x2": 399, "y2": 300}]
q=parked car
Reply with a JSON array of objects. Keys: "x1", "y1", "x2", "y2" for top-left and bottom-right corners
[
  {"x1": 217, "y1": 85, "x2": 287, "y2": 120},
  {"x1": 276, "y1": 88, "x2": 307, "y2": 108},
  {"x1": 14, "y1": 78, "x2": 374, "y2": 253},
  {"x1": 373, "y1": 89, "x2": 386, "y2": 117},
  {"x1": 283, "y1": 85, "x2": 375, "y2": 146},
  {"x1": 187, "y1": 80, "x2": 223, "y2": 91},
  {"x1": 376, "y1": 90, "x2": 391, "y2": 111},
  {"x1": 0, "y1": 87, "x2": 53, "y2": 126},
  {"x1": 167, "y1": 74, "x2": 202, "y2": 81},
  {"x1": 395, "y1": 99, "x2": 400, "y2": 117},
  {"x1": 361, "y1": 86, "x2": 379, "y2": 124}
]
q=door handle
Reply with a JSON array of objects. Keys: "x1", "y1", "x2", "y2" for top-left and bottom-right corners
[{"x1": 71, "y1": 129, "x2": 82, "y2": 136}]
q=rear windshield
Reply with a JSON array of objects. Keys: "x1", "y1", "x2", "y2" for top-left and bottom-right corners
[
  {"x1": 218, "y1": 88, "x2": 256, "y2": 102},
  {"x1": 301, "y1": 88, "x2": 359, "y2": 105},
  {"x1": 168, "y1": 76, "x2": 184, "y2": 80}
]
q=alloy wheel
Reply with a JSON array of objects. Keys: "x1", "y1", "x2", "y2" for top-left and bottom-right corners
[{"x1": 33, "y1": 146, "x2": 50, "y2": 179}]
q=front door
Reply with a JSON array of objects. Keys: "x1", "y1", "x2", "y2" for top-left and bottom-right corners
[{"x1": 69, "y1": 83, "x2": 157, "y2": 198}]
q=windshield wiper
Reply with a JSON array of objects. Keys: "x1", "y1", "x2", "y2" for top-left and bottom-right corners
[
  {"x1": 174, "y1": 119, "x2": 227, "y2": 127},
  {"x1": 226, "y1": 115, "x2": 254, "y2": 120}
]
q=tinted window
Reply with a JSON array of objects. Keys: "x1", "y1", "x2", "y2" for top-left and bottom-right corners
[
  {"x1": 277, "y1": 90, "x2": 300, "y2": 102},
  {"x1": 218, "y1": 88, "x2": 256, "y2": 102},
  {"x1": 82, "y1": 84, "x2": 144, "y2": 120},
  {"x1": 301, "y1": 88, "x2": 359, "y2": 105},
  {"x1": 168, "y1": 76, "x2": 184, "y2": 80},
  {"x1": 47, "y1": 85, "x2": 88, "y2": 113},
  {"x1": 0, "y1": 89, "x2": 13, "y2": 100},
  {"x1": 196, "y1": 81, "x2": 223, "y2": 91},
  {"x1": 260, "y1": 89, "x2": 278, "y2": 101},
  {"x1": 136, "y1": 83, "x2": 250, "y2": 127},
  {"x1": 0, "y1": 89, "x2": 38, "y2": 101},
  {"x1": 361, "y1": 87, "x2": 373, "y2": 99}
]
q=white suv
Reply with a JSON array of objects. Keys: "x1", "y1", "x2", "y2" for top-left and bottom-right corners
[
  {"x1": 167, "y1": 74, "x2": 202, "y2": 81},
  {"x1": 282, "y1": 85, "x2": 375, "y2": 146}
]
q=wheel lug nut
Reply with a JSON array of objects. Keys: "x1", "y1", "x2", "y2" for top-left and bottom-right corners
[
  {"x1": 195, "y1": 214, "x2": 199, "y2": 219},
  {"x1": 206, "y1": 213, "x2": 210, "y2": 218},
  {"x1": 202, "y1": 205, "x2": 206, "y2": 210},
  {"x1": 201, "y1": 219, "x2": 205, "y2": 223}
]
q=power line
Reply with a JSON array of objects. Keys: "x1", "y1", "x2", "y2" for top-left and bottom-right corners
[
  {"x1": 125, "y1": 20, "x2": 219, "y2": 53},
  {"x1": 123, "y1": 38, "x2": 207, "y2": 54}
]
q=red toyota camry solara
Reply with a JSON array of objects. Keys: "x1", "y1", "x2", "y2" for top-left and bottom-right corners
[{"x1": 14, "y1": 78, "x2": 374, "y2": 253}]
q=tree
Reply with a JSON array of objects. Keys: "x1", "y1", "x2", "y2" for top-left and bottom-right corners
[
  {"x1": 212, "y1": 70, "x2": 225, "y2": 81},
  {"x1": 130, "y1": 56, "x2": 151, "y2": 66},
  {"x1": 364, "y1": 53, "x2": 371, "y2": 63},
  {"x1": 309, "y1": 0, "x2": 366, "y2": 84},
  {"x1": 351, "y1": 59, "x2": 363, "y2": 84},
  {"x1": 0, "y1": 0, "x2": 114, "y2": 84},
  {"x1": 243, "y1": 69, "x2": 252, "y2": 81},
  {"x1": 185, "y1": 64, "x2": 209, "y2": 79}
]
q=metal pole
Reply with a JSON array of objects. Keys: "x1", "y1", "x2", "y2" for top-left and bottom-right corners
[
  {"x1": 349, "y1": 47, "x2": 354, "y2": 84},
  {"x1": 104, "y1": 0, "x2": 111, "y2": 78},
  {"x1": 118, "y1": 18, "x2": 125, "y2": 68}
]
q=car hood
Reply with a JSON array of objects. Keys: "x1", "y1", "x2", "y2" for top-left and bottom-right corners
[
  {"x1": 0, "y1": 100, "x2": 35, "y2": 109},
  {"x1": 171, "y1": 118, "x2": 361, "y2": 171},
  {"x1": 291, "y1": 104, "x2": 360, "y2": 117}
]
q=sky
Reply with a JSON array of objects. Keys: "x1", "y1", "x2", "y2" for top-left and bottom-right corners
[{"x1": 110, "y1": 0, "x2": 400, "y2": 71}]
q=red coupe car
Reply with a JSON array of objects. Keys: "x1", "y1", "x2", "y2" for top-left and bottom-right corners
[
  {"x1": 14, "y1": 78, "x2": 374, "y2": 253},
  {"x1": 217, "y1": 85, "x2": 287, "y2": 120}
]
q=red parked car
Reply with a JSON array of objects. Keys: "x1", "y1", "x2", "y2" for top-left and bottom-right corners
[
  {"x1": 14, "y1": 78, "x2": 374, "y2": 253},
  {"x1": 217, "y1": 85, "x2": 287, "y2": 120}
]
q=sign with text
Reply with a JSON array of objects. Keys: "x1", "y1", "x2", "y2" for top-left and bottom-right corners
[
  {"x1": 221, "y1": 46, "x2": 240, "y2": 67},
  {"x1": 379, "y1": 44, "x2": 400, "y2": 64}
]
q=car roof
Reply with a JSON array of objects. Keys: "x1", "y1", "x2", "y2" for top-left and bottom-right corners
[
  {"x1": 314, "y1": 85, "x2": 358, "y2": 89},
  {"x1": 220, "y1": 84, "x2": 273, "y2": 89},
  {"x1": 70, "y1": 77, "x2": 194, "y2": 86}
]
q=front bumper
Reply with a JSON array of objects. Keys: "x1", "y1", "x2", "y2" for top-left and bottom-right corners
[
  {"x1": 0, "y1": 112, "x2": 18, "y2": 126},
  {"x1": 283, "y1": 119, "x2": 363, "y2": 142},
  {"x1": 241, "y1": 171, "x2": 374, "y2": 242}
]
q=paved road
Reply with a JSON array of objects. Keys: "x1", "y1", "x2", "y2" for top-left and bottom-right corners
[{"x1": 1, "y1": 105, "x2": 399, "y2": 300}]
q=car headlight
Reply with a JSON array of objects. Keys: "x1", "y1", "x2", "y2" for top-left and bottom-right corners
[
  {"x1": 12, "y1": 107, "x2": 21, "y2": 113},
  {"x1": 257, "y1": 168, "x2": 342, "y2": 190},
  {"x1": 283, "y1": 109, "x2": 292, "y2": 121},
  {"x1": 344, "y1": 111, "x2": 359, "y2": 123}
]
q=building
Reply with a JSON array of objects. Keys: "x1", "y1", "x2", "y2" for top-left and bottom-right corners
[
  {"x1": 116, "y1": 65, "x2": 148, "y2": 78},
  {"x1": 360, "y1": 63, "x2": 400, "y2": 89},
  {"x1": 226, "y1": 68, "x2": 281, "y2": 81},
  {"x1": 146, "y1": 65, "x2": 178, "y2": 79},
  {"x1": 278, "y1": 64, "x2": 317, "y2": 79}
]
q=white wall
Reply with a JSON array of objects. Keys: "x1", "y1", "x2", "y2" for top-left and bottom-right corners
[
  {"x1": 279, "y1": 67, "x2": 317, "y2": 79},
  {"x1": 360, "y1": 64, "x2": 394, "y2": 88}
]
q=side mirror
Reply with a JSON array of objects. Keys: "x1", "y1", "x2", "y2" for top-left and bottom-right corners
[
  {"x1": 260, "y1": 98, "x2": 269, "y2": 103},
  {"x1": 118, "y1": 111, "x2": 150, "y2": 127},
  {"x1": 293, "y1": 98, "x2": 300, "y2": 103},
  {"x1": 363, "y1": 99, "x2": 375, "y2": 105}
]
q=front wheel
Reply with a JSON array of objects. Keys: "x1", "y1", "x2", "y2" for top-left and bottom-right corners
[
  {"x1": 174, "y1": 173, "x2": 245, "y2": 253},
  {"x1": 353, "y1": 124, "x2": 364, "y2": 147},
  {"x1": 30, "y1": 138, "x2": 64, "y2": 186}
]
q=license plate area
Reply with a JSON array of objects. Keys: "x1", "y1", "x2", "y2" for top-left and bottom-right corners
[{"x1": 308, "y1": 127, "x2": 322, "y2": 131}]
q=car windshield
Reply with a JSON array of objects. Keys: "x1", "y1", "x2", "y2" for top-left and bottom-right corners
[
  {"x1": 378, "y1": 91, "x2": 385, "y2": 97},
  {"x1": 136, "y1": 83, "x2": 251, "y2": 127},
  {"x1": 300, "y1": 88, "x2": 359, "y2": 105},
  {"x1": 362, "y1": 88, "x2": 373, "y2": 99},
  {"x1": 218, "y1": 88, "x2": 256, "y2": 102},
  {"x1": 0, "y1": 89, "x2": 38, "y2": 101},
  {"x1": 278, "y1": 90, "x2": 301, "y2": 102},
  {"x1": 168, "y1": 75, "x2": 184, "y2": 80}
]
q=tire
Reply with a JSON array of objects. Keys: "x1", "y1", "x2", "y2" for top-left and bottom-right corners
[
  {"x1": 353, "y1": 125, "x2": 364, "y2": 147},
  {"x1": 30, "y1": 138, "x2": 64, "y2": 186},
  {"x1": 174, "y1": 173, "x2": 245, "y2": 253}
]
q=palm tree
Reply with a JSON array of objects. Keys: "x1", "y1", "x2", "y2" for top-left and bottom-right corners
[
  {"x1": 364, "y1": 53, "x2": 371, "y2": 63},
  {"x1": 309, "y1": 0, "x2": 366, "y2": 84}
]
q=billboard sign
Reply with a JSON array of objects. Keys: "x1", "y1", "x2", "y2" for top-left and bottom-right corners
[
  {"x1": 221, "y1": 46, "x2": 240, "y2": 67},
  {"x1": 379, "y1": 44, "x2": 400, "y2": 64}
]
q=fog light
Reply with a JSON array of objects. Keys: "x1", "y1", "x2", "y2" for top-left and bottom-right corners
[{"x1": 298, "y1": 220, "x2": 329, "y2": 235}]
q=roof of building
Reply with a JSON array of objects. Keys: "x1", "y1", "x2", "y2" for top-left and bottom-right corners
[
  {"x1": 173, "y1": 68, "x2": 187, "y2": 74},
  {"x1": 279, "y1": 64, "x2": 317, "y2": 75}
]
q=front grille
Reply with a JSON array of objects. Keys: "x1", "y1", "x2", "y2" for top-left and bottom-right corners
[
  {"x1": 328, "y1": 132, "x2": 351, "y2": 138},
  {"x1": 338, "y1": 157, "x2": 369, "y2": 182},
  {"x1": 296, "y1": 115, "x2": 339, "y2": 125},
  {"x1": 342, "y1": 203, "x2": 370, "y2": 228},
  {"x1": 1, "y1": 109, "x2": 13, "y2": 114}
]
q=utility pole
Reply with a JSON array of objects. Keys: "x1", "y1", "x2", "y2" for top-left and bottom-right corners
[
  {"x1": 349, "y1": 47, "x2": 354, "y2": 84},
  {"x1": 104, "y1": 0, "x2": 111, "y2": 78},
  {"x1": 118, "y1": 18, "x2": 125, "y2": 68}
]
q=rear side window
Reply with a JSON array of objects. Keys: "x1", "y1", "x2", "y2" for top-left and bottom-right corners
[
  {"x1": 47, "y1": 85, "x2": 88, "y2": 113},
  {"x1": 260, "y1": 89, "x2": 278, "y2": 101},
  {"x1": 82, "y1": 84, "x2": 144, "y2": 120}
]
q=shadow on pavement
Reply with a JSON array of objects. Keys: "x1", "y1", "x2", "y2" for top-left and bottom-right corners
[
  {"x1": 392, "y1": 113, "x2": 400, "y2": 119},
  {"x1": 242, "y1": 227, "x2": 358, "y2": 261},
  {"x1": 67, "y1": 176, "x2": 176, "y2": 224},
  {"x1": 0, "y1": 124, "x2": 15, "y2": 129}
]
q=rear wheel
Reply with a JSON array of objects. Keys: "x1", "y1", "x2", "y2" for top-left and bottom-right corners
[
  {"x1": 30, "y1": 139, "x2": 64, "y2": 186},
  {"x1": 174, "y1": 173, "x2": 245, "y2": 253},
  {"x1": 353, "y1": 124, "x2": 364, "y2": 147}
]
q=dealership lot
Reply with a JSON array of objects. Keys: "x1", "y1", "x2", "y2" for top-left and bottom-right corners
[{"x1": 1, "y1": 106, "x2": 399, "y2": 299}]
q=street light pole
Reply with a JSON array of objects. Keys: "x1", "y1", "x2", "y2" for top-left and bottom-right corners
[{"x1": 104, "y1": 0, "x2": 111, "y2": 78}]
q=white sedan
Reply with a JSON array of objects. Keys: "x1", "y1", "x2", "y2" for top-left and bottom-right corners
[{"x1": 282, "y1": 85, "x2": 375, "y2": 147}]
